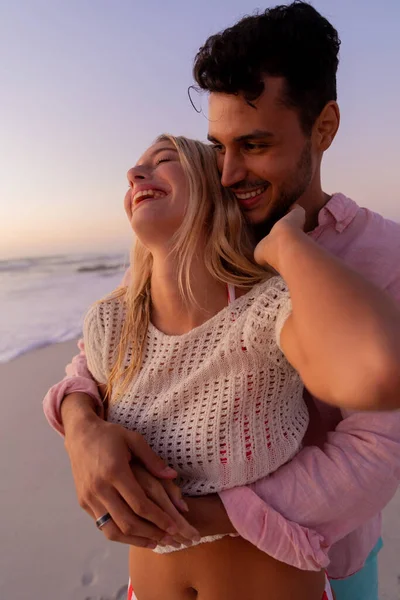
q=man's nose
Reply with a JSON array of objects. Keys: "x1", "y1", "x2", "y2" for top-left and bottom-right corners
[{"x1": 220, "y1": 152, "x2": 247, "y2": 189}]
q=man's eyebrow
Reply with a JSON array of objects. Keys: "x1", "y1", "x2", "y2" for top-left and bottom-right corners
[
  {"x1": 234, "y1": 130, "x2": 275, "y2": 143},
  {"x1": 207, "y1": 130, "x2": 275, "y2": 145}
]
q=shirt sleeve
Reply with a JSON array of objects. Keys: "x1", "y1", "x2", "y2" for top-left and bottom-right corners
[
  {"x1": 219, "y1": 409, "x2": 400, "y2": 571},
  {"x1": 221, "y1": 255, "x2": 400, "y2": 572},
  {"x1": 42, "y1": 337, "x2": 104, "y2": 436}
]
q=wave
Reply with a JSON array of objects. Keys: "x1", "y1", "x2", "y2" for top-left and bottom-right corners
[
  {"x1": 0, "y1": 326, "x2": 82, "y2": 364},
  {"x1": 0, "y1": 266, "x2": 124, "y2": 364},
  {"x1": 77, "y1": 263, "x2": 125, "y2": 273},
  {"x1": 0, "y1": 258, "x2": 36, "y2": 272},
  {"x1": 0, "y1": 253, "x2": 127, "y2": 274}
]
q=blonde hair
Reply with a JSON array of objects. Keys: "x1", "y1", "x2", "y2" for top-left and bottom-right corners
[{"x1": 105, "y1": 134, "x2": 271, "y2": 400}]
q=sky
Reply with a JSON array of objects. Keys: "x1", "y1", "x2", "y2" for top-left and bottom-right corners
[{"x1": 1, "y1": 0, "x2": 399, "y2": 260}]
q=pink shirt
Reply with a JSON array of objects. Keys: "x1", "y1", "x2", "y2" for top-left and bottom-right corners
[{"x1": 43, "y1": 194, "x2": 400, "y2": 579}]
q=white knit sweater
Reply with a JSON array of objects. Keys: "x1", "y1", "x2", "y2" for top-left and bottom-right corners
[{"x1": 84, "y1": 276, "x2": 308, "y2": 497}]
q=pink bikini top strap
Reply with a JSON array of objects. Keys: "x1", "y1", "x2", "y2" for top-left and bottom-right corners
[{"x1": 227, "y1": 283, "x2": 236, "y2": 305}]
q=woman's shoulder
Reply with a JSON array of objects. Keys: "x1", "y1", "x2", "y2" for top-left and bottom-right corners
[
  {"x1": 254, "y1": 274, "x2": 288, "y2": 296},
  {"x1": 249, "y1": 276, "x2": 291, "y2": 323},
  {"x1": 84, "y1": 288, "x2": 127, "y2": 337},
  {"x1": 236, "y1": 275, "x2": 288, "y2": 309}
]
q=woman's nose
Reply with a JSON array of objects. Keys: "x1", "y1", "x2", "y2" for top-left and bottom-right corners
[{"x1": 127, "y1": 165, "x2": 150, "y2": 186}]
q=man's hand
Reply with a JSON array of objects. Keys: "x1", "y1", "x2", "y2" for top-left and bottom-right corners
[{"x1": 62, "y1": 393, "x2": 200, "y2": 547}]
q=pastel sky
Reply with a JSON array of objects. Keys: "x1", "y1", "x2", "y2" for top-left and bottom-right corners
[{"x1": 1, "y1": 0, "x2": 399, "y2": 260}]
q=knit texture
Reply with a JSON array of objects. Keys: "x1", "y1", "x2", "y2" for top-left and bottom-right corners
[{"x1": 84, "y1": 276, "x2": 308, "y2": 496}]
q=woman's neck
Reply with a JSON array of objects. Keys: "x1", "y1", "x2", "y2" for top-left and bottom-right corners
[{"x1": 150, "y1": 249, "x2": 229, "y2": 336}]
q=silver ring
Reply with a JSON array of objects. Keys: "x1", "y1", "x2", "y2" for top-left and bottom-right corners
[{"x1": 95, "y1": 512, "x2": 112, "y2": 529}]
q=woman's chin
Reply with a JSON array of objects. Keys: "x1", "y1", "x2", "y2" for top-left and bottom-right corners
[{"x1": 131, "y1": 218, "x2": 180, "y2": 250}]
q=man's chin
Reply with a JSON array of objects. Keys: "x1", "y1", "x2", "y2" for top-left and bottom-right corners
[
  {"x1": 243, "y1": 202, "x2": 272, "y2": 223},
  {"x1": 245, "y1": 204, "x2": 291, "y2": 242}
]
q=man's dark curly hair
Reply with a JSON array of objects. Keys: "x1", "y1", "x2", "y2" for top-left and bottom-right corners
[{"x1": 193, "y1": 1, "x2": 340, "y2": 135}]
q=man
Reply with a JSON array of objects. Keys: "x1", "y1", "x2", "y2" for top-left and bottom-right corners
[{"x1": 43, "y1": 3, "x2": 400, "y2": 599}]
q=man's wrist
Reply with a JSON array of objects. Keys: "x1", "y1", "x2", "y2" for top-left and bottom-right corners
[{"x1": 61, "y1": 392, "x2": 102, "y2": 439}]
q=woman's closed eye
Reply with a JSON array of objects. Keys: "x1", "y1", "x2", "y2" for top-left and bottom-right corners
[{"x1": 155, "y1": 155, "x2": 176, "y2": 166}]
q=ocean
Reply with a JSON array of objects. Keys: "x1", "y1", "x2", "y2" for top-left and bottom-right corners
[{"x1": 0, "y1": 252, "x2": 128, "y2": 363}]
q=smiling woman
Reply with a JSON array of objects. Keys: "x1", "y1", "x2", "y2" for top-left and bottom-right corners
[
  {"x1": 123, "y1": 142, "x2": 188, "y2": 248},
  {"x1": 81, "y1": 133, "x2": 331, "y2": 599},
  {"x1": 106, "y1": 134, "x2": 268, "y2": 400}
]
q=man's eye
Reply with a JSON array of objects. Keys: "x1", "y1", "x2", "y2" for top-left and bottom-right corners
[
  {"x1": 244, "y1": 143, "x2": 269, "y2": 151},
  {"x1": 211, "y1": 144, "x2": 225, "y2": 153}
]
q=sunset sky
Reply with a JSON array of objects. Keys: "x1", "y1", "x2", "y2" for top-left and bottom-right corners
[{"x1": 1, "y1": 0, "x2": 399, "y2": 260}]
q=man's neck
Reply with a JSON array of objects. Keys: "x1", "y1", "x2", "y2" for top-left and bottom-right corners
[
  {"x1": 300, "y1": 189, "x2": 331, "y2": 232},
  {"x1": 250, "y1": 188, "x2": 331, "y2": 244},
  {"x1": 150, "y1": 249, "x2": 228, "y2": 336}
]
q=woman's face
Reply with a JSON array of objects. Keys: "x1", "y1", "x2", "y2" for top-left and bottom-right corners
[{"x1": 124, "y1": 141, "x2": 189, "y2": 249}]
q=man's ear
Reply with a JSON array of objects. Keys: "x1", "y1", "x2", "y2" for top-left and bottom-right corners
[{"x1": 313, "y1": 101, "x2": 340, "y2": 152}]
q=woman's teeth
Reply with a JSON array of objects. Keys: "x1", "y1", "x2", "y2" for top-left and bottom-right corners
[{"x1": 133, "y1": 189, "x2": 166, "y2": 204}]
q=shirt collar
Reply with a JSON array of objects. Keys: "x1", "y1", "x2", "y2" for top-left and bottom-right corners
[{"x1": 310, "y1": 193, "x2": 359, "y2": 237}]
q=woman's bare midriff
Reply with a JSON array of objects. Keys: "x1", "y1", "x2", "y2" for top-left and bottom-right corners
[{"x1": 129, "y1": 535, "x2": 326, "y2": 600}]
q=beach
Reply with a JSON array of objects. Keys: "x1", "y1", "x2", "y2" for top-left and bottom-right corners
[
  {"x1": 1, "y1": 339, "x2": 399, "y2": 600},
  {"x1": 0, "y1": 340, "x2": 128, "y2": 600}
]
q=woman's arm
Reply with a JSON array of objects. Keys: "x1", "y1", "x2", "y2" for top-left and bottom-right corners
[{"x1": 255, "y1": 206, "x2": 400, "y2": 410}]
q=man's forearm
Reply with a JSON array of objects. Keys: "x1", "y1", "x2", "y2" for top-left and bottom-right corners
[
  {"x1": 275, "y1": 226, "x2": 400, "y2": 409},
  {"x1": 220, "y1": 409, "x2": 400, "y2": 571},
  {"x1": 61, "y1": 392, "x2": 103, "y2": 440}
]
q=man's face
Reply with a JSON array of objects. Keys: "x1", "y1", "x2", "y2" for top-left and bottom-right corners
[{"x1": 208, "y1": 77, "x2": 317, "y2": 230}]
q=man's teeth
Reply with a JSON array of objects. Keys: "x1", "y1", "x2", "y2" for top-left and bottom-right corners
[
  {"x1": 134, "y1": 189, "x2": 166, "y2": 203},
  {"x1": 235, "y1": 187, "x2": 266, "y2": 200}
]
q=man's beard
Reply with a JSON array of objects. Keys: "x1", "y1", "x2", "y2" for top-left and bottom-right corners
[{"x1": 249, "y1": 140, "x2": 313, "y2": 243}]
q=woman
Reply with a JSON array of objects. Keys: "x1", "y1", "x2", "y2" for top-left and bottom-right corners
[{"x1": 83, "y1": 134, "x2": 399, "y2": 600}]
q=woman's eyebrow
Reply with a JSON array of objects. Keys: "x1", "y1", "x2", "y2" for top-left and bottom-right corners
[{"x1": 150, "y1": 146, "x2": 179, "y2": 158}]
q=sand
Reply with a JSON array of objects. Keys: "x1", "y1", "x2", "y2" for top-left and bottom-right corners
[
  {"x1": 0, "y1": 340, "x2": 399, "y2": 600},
  {"x1": 0, "y1": 340, "x2": 128, "y2": 600}
]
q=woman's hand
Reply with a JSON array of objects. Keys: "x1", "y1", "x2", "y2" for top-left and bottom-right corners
[
  {"x1": 254, "y1": 204, "x2": 306, "y2": 271},
  {"x1": 129, "y1": 463, "x2": 201, "y2": 547}
]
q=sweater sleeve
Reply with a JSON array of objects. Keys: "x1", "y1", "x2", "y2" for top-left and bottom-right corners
[{"x1": 244, "y1": 276, "x2": 292, "y2": 358}]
